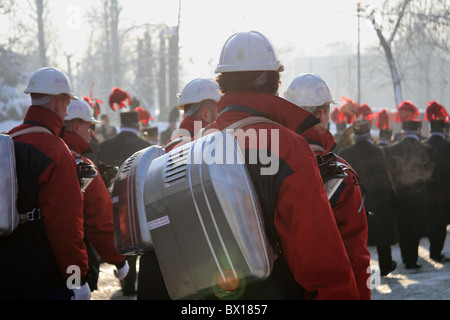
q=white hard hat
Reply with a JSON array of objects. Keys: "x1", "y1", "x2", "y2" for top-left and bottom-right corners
[
  {"x1": 215, "y1": 31, "x2": 283, "y2": 73},
  {"x1": 177, "y1": 78, "x2": 221, "y2": 110},
  {"x1": 24, "y1": 67, "x2": 78, "y2": 99},
  {"x1": 65, "y1": 99, "x2": 100, "y2": 124},
  {"x1": 285, "y1": 73, "x2": 337, "y2": 108}
]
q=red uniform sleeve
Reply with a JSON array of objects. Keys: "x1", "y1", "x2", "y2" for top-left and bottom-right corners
[
  {"x1": 332, "y1": 164, "x2": 371, "y2": 300},
  {"x1": 275, "y1": 138, "x2": 360, "y2": 300},
  {"x1": 38, "y1": 138, "x2": 88, "y2": 280},
  {"x1": 83, "y1": 162, "x2": 126, "y2": 265}
]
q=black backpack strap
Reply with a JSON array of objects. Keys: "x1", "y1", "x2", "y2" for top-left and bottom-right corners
[{"x1": 219, "y1": 105, "x2": 319, "y2": 135}]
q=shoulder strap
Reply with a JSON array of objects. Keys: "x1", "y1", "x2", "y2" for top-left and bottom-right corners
[
  {"x1": 6, "y1": 126, "x2": 51, "y2": 226},
  {"x1": 195, "y1": 116, "x2": 281, "y2": 140},
  {"x1": 226, "y1": 116, "x2": 284, "y2": 255},
  {"x1": 218, "y1": 105, "x2": 268, "y2": 118},
  {"x1": 224, "y1": 116, "x2": 281, "y2": 131},
  {"x1": 309, "y1": 144, "x2": 326, "y2": 152},
  {"x1": 9, "y1": 126, "x2": 52, "y2": 138}
]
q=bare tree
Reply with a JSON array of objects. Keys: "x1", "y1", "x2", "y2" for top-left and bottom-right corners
[
  {"x1": 36, "y1": 0, "x2": 47, "y2": 66},
  {"x1": 1, "y1": 0, "x2": 51, "y2": 66},
  {"x1": 109, "y1": 0, "x2": 121, "y2": 86},
  {"x1": 363, "y1": 0, "x2": 411, "y2": 106},
  {"x1": 0, "y1": 0, "x2": 14, "y2": 14},
  {"x1": 406, "y1": 0, "x2": 450, "y2": 53},
  {"x1": 77, "y1": 0, "x2": 124, "y2": 102},
  {"x1": 135, "y1": 28, "x2": 156, "y2": 117},
  {"x1": 100, "y1": 0, "x2": 122, "y2": 89},
  {"x1": 362, "y1": 0, "x2": 450, "y2": 107},
  {"x1": 158, "y1": 28, "x2": 167, "y2": 117},
  {"x1": 397, "y1": 0, "x2": 450, "y2": 107}
]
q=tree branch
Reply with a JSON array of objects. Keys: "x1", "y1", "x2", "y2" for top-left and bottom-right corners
[{"x1": 387, "y1": 0, "x2": 411, "y2": 46}]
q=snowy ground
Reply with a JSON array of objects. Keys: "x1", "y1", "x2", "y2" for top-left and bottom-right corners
[
  {"x1": 91, "y1": 227, "x2": 450, "y2": 300},
  {"x1": 370, "y1": 226, "x2": 450, "y2": 300}
]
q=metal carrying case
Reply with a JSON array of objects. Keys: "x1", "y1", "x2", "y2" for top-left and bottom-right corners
[
  {"x1": 0, "y1": 134, "x2": 19, "y2": 236},
  {"x1": 144, "y1": 131, "x2": 274, "y2": 300},
  {"x1": 112, "y1": 145, "x2": 165, "y2": 255}
]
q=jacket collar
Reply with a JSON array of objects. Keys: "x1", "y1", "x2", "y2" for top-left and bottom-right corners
[
  {"x1": 403, "y1": 133, "x2": 420, "y2": 141},
  {"x1": 216, "y1": 92, "x2": 319, "y2": 134},
  {"x1": 301, "y1": 125, "x2": 336, "y2": 153},
  {"x1": 12, "y1": 105, "x2": 64, "y2": 136},
  {"x1": 179, "y1": 116, "x2": 209, "y2": 137},
  {"x1": 119, "y1": 127, "x2": 140, "y2": 135},
  {"x1": 430, "y1": 132, "x2": 446, "y2": 139},
  {"x1": 63, "y1": 130, "x2": 91, "y2": 155}
]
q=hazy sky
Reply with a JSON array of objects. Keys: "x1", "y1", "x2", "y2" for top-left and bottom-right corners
[
  {"x1": 42, "y1": 0, "x2": 385, "y2": 80},
  {"x1": 1, "y1": 0, "x2": 388, "y2": 99}
]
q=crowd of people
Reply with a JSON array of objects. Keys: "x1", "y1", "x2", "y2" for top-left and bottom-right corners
[
  {"x1": 1, "y1": 30, "x2": 448, "y2": 301},
  {"x1": 337, "y1": 99, "x2": 450, "y2": 277}
]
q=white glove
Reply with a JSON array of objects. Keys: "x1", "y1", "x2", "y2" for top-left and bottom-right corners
[
  {"x1": 71, "y1": 283, "x2": 91, "y2": 300},
  {"x1": 114, "y1": 260, "x2": 129, "y2": 280}
]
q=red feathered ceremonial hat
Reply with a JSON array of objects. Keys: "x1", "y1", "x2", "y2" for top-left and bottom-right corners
[
  {"x1": 82, "y1": 96, "x2": 103, "y2": 118},
  {"x1": 135, "y1": 106, "x2": 155, "y2": 125},
  {"x1": 109, "y1": 87, "x2": 132, "y2": 111},
  {"x1": 340, "y1": 97, "x2": 359, "y2": 124},
  {"x1": 357, "y1": 103, "x2": 374, "y2": 121},
  {"x1": 425, "y1": 100, "x2": 448, "y2": 122},
  {"x1": 394, "y1": 100, "x2": 420, "y2": 123},
  {"x1": 374, "y1": 109, "x2": 392, "y2": 130},
  {"x1": 331, "y1": 106, "x2": 345, "y2": 124}
]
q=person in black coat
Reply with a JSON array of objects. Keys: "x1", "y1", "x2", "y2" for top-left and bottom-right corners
[
  {"x1": 97, "y1": 112, "x2": 150, "y2": 167},
  {"x1": 423, "y1": 101, "x2": 450, "y2": 262},
  {"x1": 97, "y1": 111, "x2": 150, "y2": 295},
  {"x1": 385, "y1": 101, "x2": 439, "y2": 269},
  {"x1": 339, "y1": 119, "x2": 398, "y2": 276}
]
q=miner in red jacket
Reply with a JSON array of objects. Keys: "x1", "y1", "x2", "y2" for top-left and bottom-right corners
[
  {"x1": 63, "y1": 99, "x2": 129, "y2": 291},
  {"x1": 164, "y1": 78, "x2": 221, "y2": 152},
  {"x1": 206, "y1": 31, "x2": 359, "y2": 299},
  {"x1": 1, "y1": 67, "x2": 89, "y2": 300},
  {"x1": 285, "y1": 73, "x2": 371, "y2": 299}
]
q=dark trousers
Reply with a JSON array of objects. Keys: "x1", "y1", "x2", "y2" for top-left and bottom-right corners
[
  {"x1": 429, "y1": 223, "x2": 447, "y2": 259},
  {"x1": 399, "y1": 235, "x2": 421, "y2": 265},
  {"x1": 120, "y1": 255, "x2": 137, "y2": 295},
  {"x1": 376, "y1": 245, "x2": 393, "y2": 275},
  {"x1": 137, "y1": 250, "x2": 170, "y2": 300}
]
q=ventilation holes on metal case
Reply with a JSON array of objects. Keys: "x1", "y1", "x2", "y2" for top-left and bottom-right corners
[
  {"x1": 164, "y1": 150, "x2": 188, "y2": 186},
  {"x1": 121, "y1": 152, "x2": 139, "y2": 173}
]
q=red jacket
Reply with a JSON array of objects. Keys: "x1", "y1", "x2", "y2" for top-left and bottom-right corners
[
  {"x1": 164, "y1": 116, "x2": 208, "y2": 152},
  {"x1": 302, "y1": 125, "x2": 371, "y2": 300},
  {"x1": 208, "y1": 92, "x2": 360, "y2": 300},
  {"x1": 2, "y1": 106, "x2": 88, "y2": 290},
  {"x1": 63, "y1": 131, "x2": 126, "y2": 266}
]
